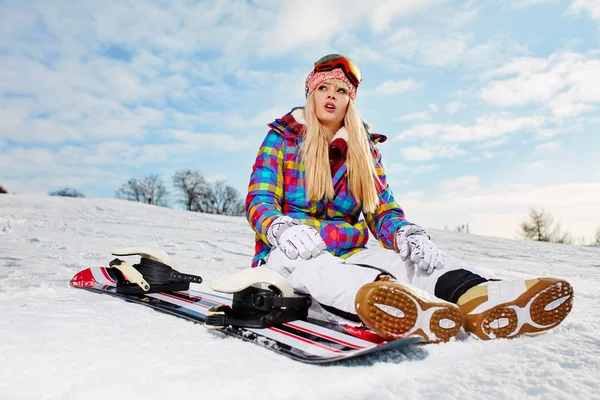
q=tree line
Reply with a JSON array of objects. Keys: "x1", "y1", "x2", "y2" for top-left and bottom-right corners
[
  {"x1": 1, "y1": 169, "x2": 245, "y2": 217},
  {"x1": 114, "y1": 169, "x2": 244, "y2": 216},
  {"x1": 3, "y1": 181, "x2": 600, "y2": 243}
]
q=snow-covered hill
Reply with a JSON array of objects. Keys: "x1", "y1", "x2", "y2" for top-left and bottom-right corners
[{"x1": 1, "y1": 195, "x2": 598, "y2": 400}]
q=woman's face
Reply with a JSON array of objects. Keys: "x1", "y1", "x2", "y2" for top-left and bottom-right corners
[{"x1": 313, "y1": 80, "x2": 350, "y2": 132}]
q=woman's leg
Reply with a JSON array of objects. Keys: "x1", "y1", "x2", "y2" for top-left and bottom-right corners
[
  {"x1": 264, "y1": 248, "x2": 380, "y2": 315},
  {"x1": 346, "y1": 247, "x2": 573, "y2": 341},
  {"x1": 267, "y1": 247, "x2": 463, "y2": 342},
  {"x1": 345, "y1": 247, "x2": 491, "y2": 301}
]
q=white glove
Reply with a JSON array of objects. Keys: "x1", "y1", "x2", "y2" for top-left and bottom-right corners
[
  {"x1": 395, "y1": 224, "x2": 444, "y2": 274},
  {"x1": 267, "y1": 216, "x2": 327, "y2": 260}
]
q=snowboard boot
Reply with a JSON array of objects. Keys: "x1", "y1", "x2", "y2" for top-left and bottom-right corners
[
  {"x1": 457, "y1": 278, "x2": 573, "y2": 340},
  {"x1": 354, "y1": 277, "x2": 463, "y2": 343}
]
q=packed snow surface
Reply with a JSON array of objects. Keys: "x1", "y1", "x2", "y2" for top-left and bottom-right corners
[{"x1": 1, "y1": 195, "x2": 599, "y2": 400}]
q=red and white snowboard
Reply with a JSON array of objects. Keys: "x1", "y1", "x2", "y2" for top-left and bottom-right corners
[{"x1": 70, "y1": 266, "x2": 425, "y2": 364}]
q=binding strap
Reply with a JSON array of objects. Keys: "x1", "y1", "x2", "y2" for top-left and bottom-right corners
[
  {"x1": 109, "y1": 259, "x2": 150, "y2": 291},
  {"x1": 109, "y1": 257, "x2": 202, "y2": 293},
  {"x1": 205, "y1": 287, "x2": 312, "y2": 329},
  {"x1": 131, "y1": 257, "x2": 202, "y2": 285}
]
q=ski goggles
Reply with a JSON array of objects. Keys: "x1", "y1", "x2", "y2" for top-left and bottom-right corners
[{"x1": 313, "y1": 54, "x2": 362, "y2": 87}]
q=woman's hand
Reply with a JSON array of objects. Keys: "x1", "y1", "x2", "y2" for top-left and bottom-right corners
[
  {"x1": 395, "y1": 224, "x2": 445, "y2": 274},
  {"x1": 267, "y1": 216, "x2": 327, "y2": 260}
]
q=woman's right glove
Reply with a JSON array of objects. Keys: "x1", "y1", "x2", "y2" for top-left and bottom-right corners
[{"x1": 267, "y1": 216, "x2": 327, "y2": 260}]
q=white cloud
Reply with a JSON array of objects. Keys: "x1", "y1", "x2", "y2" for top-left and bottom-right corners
[
  {"x1": 260, "y1": 0, "x2": 443, "y2": 54},
  {"x1": 418, "y1": 35, "x2": 472, "y2": 67},
  {"x1": 497, "y1": 0, "x2": 560, "y2": 9},
  {"x1": 234, "y1": 70, "x2": 291, "y2": 89},
  {"x1": 165, "y1": 131, "x2": 251, "y2": 152},
  {"x1": 1, "y1": 133, "x2": 249, "y2": 179},
  {"x1": 387, "y1": 178, "x2": 412, "y2": 186},
  {"x1": 534, "y1": 140, "x2": 562, "y2": 152},
  {"x1": 440, "y1": 175, "x2": 481, "y2": 192},
  {"x1": 369, "y1": 79, "x2": 422, "y2": 95},
  {"x1": 530, "y1": 161, "x2": 546, "y2": 169},
  {"x1": 428, "y1": 104, "x2": 439, "y2": 112},
  {"x1": 368, "y1": 1, "x2": 443, "y2": 31},
  {"x1": 474, "y1": 138, "x2": 509, "y2": 149},
  {"x1": 400, "y1": 147, "x2": 436, "y2": 161},
  {"x1": 481, "y1": 52, "x2": 600, "y2": 119},
  {"x1": 397, "y1": 115, "x2": 546, "y2": 144},
  {"x1": 385, "y1": 163, "x2": 439, "y2": 175},
  {"x1": 564, "y1": 38, "x2": 584, "y2": 49},
  {"x1": 396, "y1": 124, "x2": 440, "y2": 140},
  {"x1": 404, "y1": 191, "x2": 426, "y2": 201},
  {"x1": 399, "y1": 111, "x2": 430, "y2": 121},
  {"x1": 384, "y1": 29, "x2": 473, "y2": 67},
  {"x1": 568, "y1": 0, "x2": 600, "y2": 21},
  {"x1": 446, "y1": 101, "x2": 464, "y2": 115},
  {"x1": 401, "y1": 145, "x2": 467, "y2": 161},
  {"x1": 247, "y1": 107, "x2": 291, "y2": 126}
]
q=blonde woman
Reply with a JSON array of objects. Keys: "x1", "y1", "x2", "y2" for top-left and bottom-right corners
[{"x1": 245, "y1": 54, "x2": 573, "y2": 342}]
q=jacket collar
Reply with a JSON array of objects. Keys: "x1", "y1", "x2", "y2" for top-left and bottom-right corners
[{"x1": 268, "y1": 107, "x2": 387, "y2": 144}]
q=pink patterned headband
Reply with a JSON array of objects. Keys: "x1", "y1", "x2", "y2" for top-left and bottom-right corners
[{"x1": 305, "y1": 68, "x2": 357, "y2": 101}]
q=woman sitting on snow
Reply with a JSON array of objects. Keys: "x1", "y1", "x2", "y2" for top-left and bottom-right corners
[{"x1": 245, "y1": 54, "x2": 573, "y2": 342}]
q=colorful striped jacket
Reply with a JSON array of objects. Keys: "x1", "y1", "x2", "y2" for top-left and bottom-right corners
[{"x1": 245, "y1": 108, "x2": 410, "y2": 267}]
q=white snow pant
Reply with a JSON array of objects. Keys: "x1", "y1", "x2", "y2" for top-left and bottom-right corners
[{"x1": 265, "y1": 246, "x2": 491, "y2": 317}]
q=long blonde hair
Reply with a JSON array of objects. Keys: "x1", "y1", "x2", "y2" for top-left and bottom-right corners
[{"x1": 301, "y1": 81, "x2": 381, "y2": 213}]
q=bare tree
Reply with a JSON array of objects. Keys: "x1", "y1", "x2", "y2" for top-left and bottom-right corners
[
  {"x1": 594, "y1": 226, "x2": 600, "y2": 246},
  {"x1": 116, "y1": 177, "x2": 145, "y2": 203},
  {"x1": 553, "y1": 225, "x2": 573, "y2": 245},
  {"x1": 211, "y1": 181, "x2": 244, "y2": 215},
  {"x1": 192, "y1": 180, "x2": 244, "y2": 216},
  {"x1": 49, "y1": 188, "x2": 85, "y2": 198},
  {"x1": 0, "y1": 185, "x2": 7, "y2": 194},
  {"x1": 191, "y1": 185, "x2": 214, "y2": 214},
  {"x1": 172, "y1": 169, "x2": 208, "y2": 211},
  {"x1": 520, "y1": 208, "x2": 572, "y2": 244},
  {"x1": 116, "y1": 174, "x2": 169, "y2": 206}
]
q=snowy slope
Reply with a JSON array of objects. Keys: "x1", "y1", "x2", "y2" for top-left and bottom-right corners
[{"x1": 1, "y1": 195, "x2": 599, "y2": 400}]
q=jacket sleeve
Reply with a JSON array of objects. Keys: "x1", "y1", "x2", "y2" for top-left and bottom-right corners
[
  {"x1": 364, "y1": 147, "x2": 411, "y2": 251},
  {"x1": 245, "y1": 130, "x2": 285, "y2": 245}
]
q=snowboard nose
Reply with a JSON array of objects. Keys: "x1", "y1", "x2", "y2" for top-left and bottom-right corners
[{"x1": 70, "y1": 268, "x2": 98, "y2": 288}]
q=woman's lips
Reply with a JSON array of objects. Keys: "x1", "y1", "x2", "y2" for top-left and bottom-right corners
[{"x1": 324, "y1": 102, "x2": 336, "y2": 113}]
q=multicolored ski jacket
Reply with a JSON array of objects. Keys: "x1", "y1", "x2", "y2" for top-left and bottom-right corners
[{"x1": 246, "y1": 108, "x2": 410, "y2": 267}]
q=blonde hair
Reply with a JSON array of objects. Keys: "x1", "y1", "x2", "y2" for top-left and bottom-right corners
[{"x1": 301, "y1": 80, "x2": 381, "y2": 213}]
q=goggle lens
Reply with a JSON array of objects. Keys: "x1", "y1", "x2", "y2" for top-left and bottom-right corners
[{"x1": 314, "y1": 54, "x2": 362, "y2": 87}]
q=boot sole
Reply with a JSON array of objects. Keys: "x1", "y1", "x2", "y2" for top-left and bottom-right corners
[
  {"x1": 465, "y1": 278, "x2": 573, "y2": 340},
  {"x1": 355, "y1": 281, "x2": 462, "y2": 343}
]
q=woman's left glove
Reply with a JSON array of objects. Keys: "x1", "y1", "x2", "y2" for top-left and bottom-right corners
[
  {"x1": 267, "y1": 216, "x2": 327, "y2": 260},
  {"x1": 395, "y1": 224, "x2": 445, "y2": 274}
]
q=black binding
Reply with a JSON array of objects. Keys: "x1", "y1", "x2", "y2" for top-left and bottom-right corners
[
  {"x1": 111, "y1": 257, "x2": 203, "y2": 294},
  {"x1": 205, "y1": 286, "x2": 312, "y2": 329}
]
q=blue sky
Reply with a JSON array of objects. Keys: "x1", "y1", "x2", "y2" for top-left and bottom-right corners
[{"x1": 1, "y1": 0, "x2": 599, "y2": 242}]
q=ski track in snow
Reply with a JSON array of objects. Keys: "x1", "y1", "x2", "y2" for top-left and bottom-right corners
[{"x1": 1, "y1": 195, "x2": 599, "y2": 400}]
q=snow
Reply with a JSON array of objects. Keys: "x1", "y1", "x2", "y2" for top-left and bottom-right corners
[{"x1": 1, "y1": 194, "x2": 599, "y2": 400}]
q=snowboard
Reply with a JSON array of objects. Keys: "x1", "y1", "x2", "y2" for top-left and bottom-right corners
[{"x1": 70, "y1": 266, "x2": 424, "y2": 364}]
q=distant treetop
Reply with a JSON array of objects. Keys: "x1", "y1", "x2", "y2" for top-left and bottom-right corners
[{"x1": 49, "y1": 188, "x2": 85, "y2": 198}]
